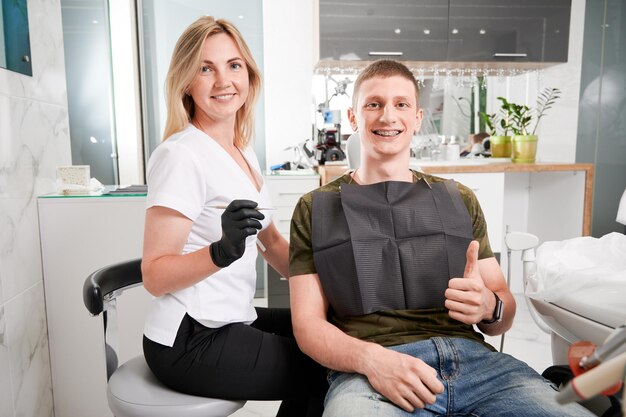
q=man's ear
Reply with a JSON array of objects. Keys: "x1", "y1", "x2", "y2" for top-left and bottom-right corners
[
  {"x1": 414, "y1": 108, "x2": 424, "y2": 133},
  {"x1": 347, "y1": 107, "x2": 358, "y2": 131}
]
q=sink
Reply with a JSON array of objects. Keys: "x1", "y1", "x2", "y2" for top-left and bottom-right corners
[{"x1": 267, "y1": 168, "x2": 318, "y2": 176}]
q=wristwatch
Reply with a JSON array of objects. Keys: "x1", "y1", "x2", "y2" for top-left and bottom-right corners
[{"x1": 481, "y1": 291, "x2": 503, "y2": 324}]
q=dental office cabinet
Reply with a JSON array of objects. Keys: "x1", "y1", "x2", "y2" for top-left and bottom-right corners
[
  {"x1": 263, "y1": 173, "x2": 320, "y2": 307},
  {"x1": 38, "y1": 193, "x2": 151, "y2": 417}
]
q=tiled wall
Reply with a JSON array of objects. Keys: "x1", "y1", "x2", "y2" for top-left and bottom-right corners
[{"x1": 0, "y1": 0, "x2": 71, "y2": 416}]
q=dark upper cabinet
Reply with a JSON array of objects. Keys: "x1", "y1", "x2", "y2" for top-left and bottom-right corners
[
  {"x1": 447, "y1": 0, "x2": 571, "y2": 62},
  {"x1": 319, "y1": 0, "x2": 449, "y2": 62},
  {"x1": 319, "y1": 0, "x2": 570, "y2": 64}
]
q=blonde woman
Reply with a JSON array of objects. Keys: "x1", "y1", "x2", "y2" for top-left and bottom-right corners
[{"x1": 141, "y1": 16, "x2": 326, "y2": 416}]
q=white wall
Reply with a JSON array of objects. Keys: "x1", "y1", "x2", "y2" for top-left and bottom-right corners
[
  {"x1": 0, "y1": 0, "x2": 70, "y2": 416},
  {"x1": 537, "y1": 0, "x2": 586, "y2": 162},
  {"x1": 263, "y1": 0, "x2": 315, "y2": 169}
]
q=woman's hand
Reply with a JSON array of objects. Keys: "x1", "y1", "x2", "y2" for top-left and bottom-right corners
[{"x1": 210, "y1": 199, "x2": 264, "y2": 267}]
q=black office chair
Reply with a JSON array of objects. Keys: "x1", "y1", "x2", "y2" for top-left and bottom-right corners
[{"x1": 83, "y1": 258, "x2": 245, "y2": 417}]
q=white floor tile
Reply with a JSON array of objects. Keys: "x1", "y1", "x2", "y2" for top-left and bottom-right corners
[
  {"x1": 231, "y1": 400, "x2": 281, "y2": 417},
  {"x1": 484, "y1": 292, "x2": 554, "y2": 373}
]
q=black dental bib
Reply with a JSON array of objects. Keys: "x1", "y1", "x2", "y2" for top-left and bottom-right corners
[{"x1": 311, "y1": 177, "x2": 473, "y2": 318}]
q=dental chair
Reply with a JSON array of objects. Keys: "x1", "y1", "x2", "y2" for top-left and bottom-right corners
[
  {"x1": 83, "y1": 258, "x2": 245, "y2": 417},
  {"x1": 345, "y1": 133, "x2": 360, "y2": 170},
  {"x1": 505, "y1": 231, "x2": 626, "y2": 416}
]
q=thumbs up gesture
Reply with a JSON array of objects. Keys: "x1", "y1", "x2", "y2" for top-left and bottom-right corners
[{"x1": 445, "y1": 241, "x2": 493, "y2": 325}]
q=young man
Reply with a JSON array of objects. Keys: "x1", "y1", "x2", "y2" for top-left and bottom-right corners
[{"x1": 288, "y1": 60, "x2": 594, "y2": 416}]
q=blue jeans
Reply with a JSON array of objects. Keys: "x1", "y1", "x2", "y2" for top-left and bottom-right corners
[{"x1": 323, "y1": 337, "x2": 595, "y2": 417}]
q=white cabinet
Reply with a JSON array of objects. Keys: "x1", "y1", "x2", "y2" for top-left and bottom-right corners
[
  {"x1": 264, "y1": 174, "x2": 320, "y2": 307},
  {"x1": 265, "y1": 174, "x2": 320, "y2": 239},
  {"x1": 434, "y1": 172, "x2": 505, "y2": 253},
  {"x1": 37, "y1": 195, "x2": 150, "y2": 417}
]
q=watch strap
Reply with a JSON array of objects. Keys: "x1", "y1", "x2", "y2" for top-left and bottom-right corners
[{"x1": 481, "y1": 291, "x2": 503, "y2": 324}]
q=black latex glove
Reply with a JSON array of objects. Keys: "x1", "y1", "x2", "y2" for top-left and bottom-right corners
[{"x1": 209, "y1": 199, "x2": 264, "y2": 268}]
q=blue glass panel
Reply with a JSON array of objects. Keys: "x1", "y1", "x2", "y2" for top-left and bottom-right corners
[{"x1": 1, "y1": 0, "x2": 32, "y2": 76}]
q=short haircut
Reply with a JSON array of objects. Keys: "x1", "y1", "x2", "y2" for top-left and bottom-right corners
[{"x1": 351, "y1": 60, "x2": 420, "y2": 109}]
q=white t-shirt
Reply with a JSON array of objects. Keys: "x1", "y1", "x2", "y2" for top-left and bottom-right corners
[{"x1": 143, "y1": 124, "x2": 272, "y2": 347}]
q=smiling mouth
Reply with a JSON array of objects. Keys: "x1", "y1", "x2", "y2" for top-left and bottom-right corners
[
  {"x1": 211, "y1": 93, "x2": 236, "y2": 100},
  {"x1": 372, "y1": 129, "x2": 402, "y2": 137}
]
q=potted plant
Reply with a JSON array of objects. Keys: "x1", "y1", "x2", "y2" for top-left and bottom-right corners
[
  {"x1": 506, "y1": 87, "x2": 562, "y2": 163},
  {"x1": 479, "y1": 96, "x2": 514, "y2": 158}
]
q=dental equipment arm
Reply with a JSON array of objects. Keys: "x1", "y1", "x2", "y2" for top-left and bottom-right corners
[
  {"x1": 504, "y1": 232, "x2": 552, "y2": 335},
  {"x1": 556, "y1": 350, "x2": 626, "y2": 405},
  {"x1": 580, "y1": 325, "x2": 626, "y2": 369}
]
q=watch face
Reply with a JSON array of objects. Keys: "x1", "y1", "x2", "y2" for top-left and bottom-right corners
[{"x1": 494, "y1": 296, "x2": 503, "y2": 322}]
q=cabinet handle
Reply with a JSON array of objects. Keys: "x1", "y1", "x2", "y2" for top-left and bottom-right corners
[
  {"x1": 493, "y1": 53, "x2": 528, "y2": 58},
  {"x1": 369, "y1": 51, "x2": 403, "y2": 56},
  {"x1": 280, "y1": 277, "x2": 287, "y2": 281}
]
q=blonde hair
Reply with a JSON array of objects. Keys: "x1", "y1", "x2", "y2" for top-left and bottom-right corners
[
  {"x1": 352, "y1": 60, "x2": 420, "y2": 109},
  {"x1": 162, "y1": 16, "x2": 261, "y2": 148}
]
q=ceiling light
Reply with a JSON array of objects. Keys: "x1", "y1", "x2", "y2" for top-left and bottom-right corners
[
  {"x1": 238, "y1": 15, "x2": 244, "y2": 19},
  {"x1": 452, "y1": 28, "x2": 459, "y2": 34},
  {"x1": 394, "y1": 28, "x2": 401, "y2": 34},
  {"x1": 423, "y1": 29, "x2": 430, "y2": 35},
  {"x1": 479, "y1": 29, "x2": 486, "y2": 35},
  {"x1": 89, "y1": 136, "x2": 98, "y2": 144}
]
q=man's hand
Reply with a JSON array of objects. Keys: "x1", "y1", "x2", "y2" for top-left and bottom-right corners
[
  {"x1": 444, "y1": 240, "x2": 495, "y2": 324},
  {"x1": 363, "y1": 346, "x2": 444, "y2": 412}
]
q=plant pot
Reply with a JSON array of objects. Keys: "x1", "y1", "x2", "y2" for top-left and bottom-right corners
[
  {"x1": 489, "y1": 136, "x2": 512, "y2": 158},
  {"x1": 512, "y1": 135, "x2": 538, "y2": 163}
]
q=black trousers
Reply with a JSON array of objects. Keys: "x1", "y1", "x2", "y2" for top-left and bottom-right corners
[{"x1": 143, "y1": 308, "x2": 327, "y2": 417}]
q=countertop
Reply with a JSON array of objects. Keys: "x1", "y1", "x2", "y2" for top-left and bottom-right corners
[
  {"x1": 410, "y1": 158, "x2": 594, "y2": 175},
  {"x1": 412, "y1": 159, "x2": 594, "y2": 237},
  {"x1": 38, "y1": 185, "x2": 148, "y2": 198}
]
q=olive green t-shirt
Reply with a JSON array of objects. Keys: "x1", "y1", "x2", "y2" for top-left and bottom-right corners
[{"x1": 289, "y1": 170, "x2": 496, "y2": 350}]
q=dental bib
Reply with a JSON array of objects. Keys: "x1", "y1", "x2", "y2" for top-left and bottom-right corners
[{"x1": 312, "y1": 178, "x2": 473, "y2": 318}]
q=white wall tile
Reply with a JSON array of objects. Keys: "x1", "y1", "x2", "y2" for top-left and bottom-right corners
[
  {"x1": 0, "y1": 306, "x2": 16, "y2": 417},
  {"x1": 0, "y1": 95, "x2": 70, "y2": 302},
  {"x1": 0, "y1": 0, "x2": 69, "y2": 416},
  {"x1": 4, "y1": 283, "x2": 53, "y2": 417}
]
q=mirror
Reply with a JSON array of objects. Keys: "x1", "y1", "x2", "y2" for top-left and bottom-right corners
[
  {"x1": 0, "y1": 0, "x2": 33, "y2": 76},
  {"x1": 312, "y1": 73, "x2": 486, "y2": 151},
  {"x1": 312, "y1": 69, "x2": 541, "y2": 161}
]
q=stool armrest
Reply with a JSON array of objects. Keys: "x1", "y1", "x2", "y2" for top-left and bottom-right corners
[{"x1": 83, "y1": 258, "x2": 143, "y2": 315}]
